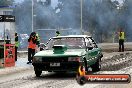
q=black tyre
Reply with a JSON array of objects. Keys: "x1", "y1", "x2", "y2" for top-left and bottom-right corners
[
  {"x1": 77, "y1": 76, "x2": 87, "y2": 85},
  {"x1": 35, "y1": 70, "x2": 42, "y2": 77},
  {"x1": 91, "y1": 59, "x2": 101, "y2": 72}
]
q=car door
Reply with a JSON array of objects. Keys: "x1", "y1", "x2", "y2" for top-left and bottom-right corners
[{"x1": 85, "y1": 37, "x2": 98, "y2": 66}]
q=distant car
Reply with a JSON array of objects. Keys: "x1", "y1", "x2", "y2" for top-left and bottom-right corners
[{"x1": 32, "y1": 35, "x2": 103, "y2": 77}]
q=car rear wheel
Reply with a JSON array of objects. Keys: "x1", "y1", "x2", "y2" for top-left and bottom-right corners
[{"x1": 91, "y1": 59, "x2": 101, "y2": 72}]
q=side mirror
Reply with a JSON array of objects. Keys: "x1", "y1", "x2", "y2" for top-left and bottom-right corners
[{"x1": 87, "y1": 46, "x2": 93, "y2": 50}]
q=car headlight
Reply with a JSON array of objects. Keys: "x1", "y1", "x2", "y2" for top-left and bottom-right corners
[
  {"x1": 68, "y1": 57, "x2": 80, "y2": 62},
  {"x1": 33, "y1": 57, "x2": 42, "y2": 62}
]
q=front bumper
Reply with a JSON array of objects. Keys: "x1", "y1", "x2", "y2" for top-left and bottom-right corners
[{"x1": 32, "y1": 62, "x2": 80, "y2": 71}]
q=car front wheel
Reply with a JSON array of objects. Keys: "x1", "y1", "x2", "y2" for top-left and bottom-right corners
[
  {"x1": 91, "y1": 59, "x2": 101, "y2": 72},
  {"x1": 35, "y1": 69, "x2": 42, "y2": 77}
]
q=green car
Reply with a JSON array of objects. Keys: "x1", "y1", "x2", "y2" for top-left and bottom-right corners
[{"x1": 32, "y1": 35, "x2": 103, "y2": 77}]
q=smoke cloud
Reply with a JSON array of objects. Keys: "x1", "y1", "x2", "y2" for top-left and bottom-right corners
[{"x1": 14, "y1": 0, "x2": 132, "y2": 42}]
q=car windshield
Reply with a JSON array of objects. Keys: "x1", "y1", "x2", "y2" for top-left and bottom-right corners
[{"x1": 45, "y1": 37, "x2": 85, "y2": 49}]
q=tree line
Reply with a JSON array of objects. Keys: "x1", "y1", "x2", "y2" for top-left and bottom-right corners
[{"x1": 1, "y1": 0, "x2": 132, "y2": 42}]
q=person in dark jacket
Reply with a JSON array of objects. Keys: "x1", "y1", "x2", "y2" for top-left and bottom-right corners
[
  {"x1": 15, "y1": 33, "x2": 19, "y2": 61},
  {"x1": 27, "y1": 32, "x2": 37, "y2": 64}
]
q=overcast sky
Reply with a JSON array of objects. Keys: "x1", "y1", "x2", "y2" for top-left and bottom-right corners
[
  {"x1": 15, "y1": 0, "x2": 24, "y2": 3},
  {"x1": 14, "y1": 0, "x2": 124, "y2": 7},
  {"x1": 15, "y1": 0, "x2": 58, "y2": 8}
]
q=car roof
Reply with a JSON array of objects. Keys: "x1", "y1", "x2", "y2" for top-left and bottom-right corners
[{"x1": 52, "y1": 35, "x2": 91, "y2": 38}]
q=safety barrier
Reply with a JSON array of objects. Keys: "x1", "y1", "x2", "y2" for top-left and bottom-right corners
[{"x1": 0, "y1": 44, "x2": 15, "y2": 68}]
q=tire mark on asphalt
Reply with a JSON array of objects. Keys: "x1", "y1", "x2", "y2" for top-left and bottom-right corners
[{"x1": 101, "y1": 52, "x2": 132, "y2": 71}]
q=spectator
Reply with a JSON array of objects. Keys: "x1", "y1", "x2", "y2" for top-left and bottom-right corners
[
  {"x1": 36, "y1": 33, "x2": 40, "y2": 47},
  {"x1": 118, "y1": 28, "x2": 125, "y2": 52},
  {"x1": 56, "y1": 31, "x2": 60, "y2": 37},
  {"x1": 15, "y1": 32, "x2": 19, "y2": 61},
  {"x1": 27, "y1": 32, "x2": 37, "y2": 64}
]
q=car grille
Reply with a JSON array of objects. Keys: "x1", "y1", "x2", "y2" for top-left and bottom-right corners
[{"x1": 42, "y1": 57, "x2": 68, "y2": 62}]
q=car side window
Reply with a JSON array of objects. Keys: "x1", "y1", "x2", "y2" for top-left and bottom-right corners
[
  {"x1": 85, "y1": 38, "x2": 92, "y2": 47},
  {"x1": 88, "y1": 37, "x2": 97, "y2": 48},
  {"x1": 85, "y1": 37, "x2": 97, "y2": 48}
]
